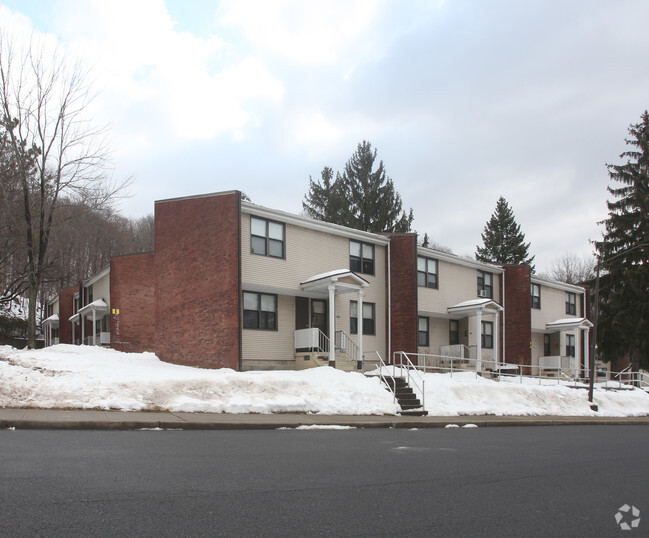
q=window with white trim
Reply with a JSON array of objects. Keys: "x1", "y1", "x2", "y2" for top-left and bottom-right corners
[
  {"x1": 350, "y1": 241, "x2": 374, "y2": 275},
  {"x1": 566, "y1": 333, "x2": 576, "y2": 357},
  {"x1": 418, "y1": 317, "x2": 429, "y2": 347},
  {"x1": 481, "y1": 321, "x2": 493, "y2": 349},
  {"x1": 251, "y1": 216, "x2": 285, "y2": 258},
  {"x1": 531, "y1": 283, "x2": 541, "y2": 309},
  {"x1": 565, "y1": 292, "x2": 577, "y2": 315},
  {"x1": 417, "y1": 257, "x2": 438, "y2": 289},
  {"x1": 477, "y1": 271, "x2": 493, "y2": 299},
  {"x1": 243, "y1": 292, "x2": 278, "y2": 330},
  {"x1": 350, "y1": 301, "x2": 375, "y2": 335}
]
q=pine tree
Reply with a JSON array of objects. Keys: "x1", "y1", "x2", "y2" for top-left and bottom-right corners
[
  {"x1": 303, "y1": 141, "x2": 414, "y2": 233},
  {"x1": 595, "y1": 111, "x2": 649, "y2": 369},
  {"x1": 476, "y1": 196, "x2": 535, "y2": 268},
  {"x1": 302, "y1": 166, "x2": 347, "y2": 225}
]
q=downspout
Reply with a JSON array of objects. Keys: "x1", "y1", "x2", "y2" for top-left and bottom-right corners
[
  {"x1": 387, "y1": 240, "x2": 391, "y2": 364},
  {"x1": 582, "y1": 289, "x2": 588, "y2": 376},
  {"x1": 501, "y1": 269, "x2": 505, "y2": 366}
]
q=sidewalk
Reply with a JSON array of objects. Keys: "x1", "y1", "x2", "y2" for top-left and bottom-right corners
[{"x1": 2, "y1": 408, "x2": 649, "y2": 430}]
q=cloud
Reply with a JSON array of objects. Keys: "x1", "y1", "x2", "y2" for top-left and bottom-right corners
[
  {"x1": 217, "y1": 0, "x2": 381, "y2": 65},
  {"x1": 49, "y1": 0, "x2": 283, "y2": 146}
]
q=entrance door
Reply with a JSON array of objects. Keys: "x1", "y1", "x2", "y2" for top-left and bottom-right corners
[
  {"x1": 310, "y1": 299, "x2": 327, "y2": 335},
  {"x1": 295, "y1": 297, "x2": 328, "y2": 334}
]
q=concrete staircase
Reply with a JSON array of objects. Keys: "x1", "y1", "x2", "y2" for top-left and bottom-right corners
[{"x1": 382, "y1": 376, "x2": 428, "y2": 416}]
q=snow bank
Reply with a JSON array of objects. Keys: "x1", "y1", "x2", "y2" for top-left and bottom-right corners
[
  {"x1": 418, "y1": 370, "x2": 649, "y2": 417},
  {"x1": 1, "y1": 345, "x2": 648, "y2": 417},
  {"x1": 0, "y1": 345, "x2": 399, "y2": 415}
]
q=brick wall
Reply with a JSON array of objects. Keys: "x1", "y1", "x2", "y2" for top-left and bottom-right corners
[
  {"x1": 110, "y1": 253, "x2": 155, "y2": 353},
  {"x1": 57, "y1": 286, "x2": 77, "y2": 344},
  {"x1": 503, "y1": 265, "x2": 532, "y2": 366},
  {"x1": 386, "y1": 234, "x2": 418, "y2": 361},
  {"x1": 154, "y1": 191, "x2": 241, "y2": 369}
]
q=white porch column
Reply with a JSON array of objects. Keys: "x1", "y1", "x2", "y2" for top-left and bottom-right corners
[
  {"x1": 92, "y1": 309, "x2": 97, "y2": 346},
  {"x1": 81, "y1": 314, "x2": 85, "y2": 345},
  {"x1": 328, "y1": 284, "x2": 336, "y2": 365},
  {"x1": 357, "y1": 288, "x2": 364, "y2": 368},
  {"x1": 72, "y1": 321, "x2": 76, "y2": 345},
  {"x1": 476, "y1": 310, "x2": 482, "y2": 371},
  {"x1": 493, "y1": 310, "x2": 499, "y2": 367}
]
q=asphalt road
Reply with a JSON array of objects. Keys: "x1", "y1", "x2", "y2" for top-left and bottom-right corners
[{"x1": 1, "y1": 426, "x2": 647, "y2": 536}]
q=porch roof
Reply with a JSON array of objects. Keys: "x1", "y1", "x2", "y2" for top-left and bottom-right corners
[
  {"x1": 546, "y1": 317, "x2": 593, "y2": 332},
  {"x1": 447, "y1": 298, "x2": 503, "y2": 316},
  {"x1": 78, "y1": 299, "x2": 109, "y2": 317},
  {"x1": 42, "y1": 314, "x2": 59, "y2": 327},
  {"x1": 300, "y1": 269, "x2": 369, "y2": 294}
]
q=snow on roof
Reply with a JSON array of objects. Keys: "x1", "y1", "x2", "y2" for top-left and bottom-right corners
[
  {"x1": 78, "y1": 299, "x2": 109, "y2": 316},
  {"x1": 42, "y1": 314, "x2": 59, "y2": 324},
  {"x1": 448, "y1": 298, "x2": 503, "y2": 313},
  {"x1": 546, "y1": 317, "x2": 593, "y2": 330},
  {"x1": 301, "y1": 270, "x2": 369, "y2": 288}
]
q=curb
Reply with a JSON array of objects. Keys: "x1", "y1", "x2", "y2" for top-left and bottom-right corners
[{"x1": 2, "y1": 410, "x2": 649, "y2": 431}]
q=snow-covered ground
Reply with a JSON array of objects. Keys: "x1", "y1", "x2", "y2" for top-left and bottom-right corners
[{"x1": 1, "y1": 344, "x2": 649, "y2": 417}]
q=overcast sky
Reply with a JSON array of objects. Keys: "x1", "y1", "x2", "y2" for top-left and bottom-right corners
[{"x1": 2, "y1": 0, "x2": 649, "y2": 273}]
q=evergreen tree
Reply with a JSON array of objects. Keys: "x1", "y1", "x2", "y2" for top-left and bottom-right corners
[
  {"x1": 595, "y1": 111, "x2": 649, "y2": 369},
  {"x1": 303, "y1": 141, "x2": 414, "y2": 233},
  {"x1": 476, "y1": 196, "x2": 535, "y2": 268},
  {"x1": 302, "y1": 166, "x2": 347, "y2": 225}
]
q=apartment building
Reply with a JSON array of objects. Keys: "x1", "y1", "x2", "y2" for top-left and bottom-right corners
[{"x1": 44, "y1": 190, "x2": 592, "y2": 377}]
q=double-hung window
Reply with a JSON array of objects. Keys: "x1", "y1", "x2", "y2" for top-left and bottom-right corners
[
  {"x1": 566, "y1": 334, "x2": 576, "y2": 357},
  {"x1": 350, "y1": 241, "x2": 374, "y2": 275},
  {"x1": 243, "y1": 292, "x2": 277, "y2": 330},
  {"x1": 251, "y1": 216, "x2": 285, "y2": 258},
  {"x1": 477, "y1": 271, "x2": 493, "y2": 299},
  {"x1": 565, "y1": 292, "x2": 576, "y2": 315},
  {"x1": 418, "y1": 317, "x2": 429, "y2": 347},
  {"x1": 350, "y1": 301, "x2": 375, "y2": 335},
  {"x1": 481, "y1": 321, "x2": 493, "y2": 349},
  {"x1": 531, "y1": 283, "x2": 541, "y2": 309},
  {"x1": 417, "y1": 257, "x2": 438, "y2": 289}
]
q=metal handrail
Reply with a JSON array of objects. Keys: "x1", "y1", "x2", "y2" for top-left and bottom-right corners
[
  {"x1": 363, "y1": 351, "x2": 397, "y2": 405},
  {"x1": 335, "y1": 330, "x2": 359, "y2": 362},
  {"x1": 391, "y1": 350, "x2": 649, "y2": 391},
  {"x1": 392, "y1": 351, "x2": 426, "y2": 412}
]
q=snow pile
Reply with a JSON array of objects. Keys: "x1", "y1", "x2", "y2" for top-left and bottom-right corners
[
  {"x1": 0, "y1": 345, "x2": 399, "y2": 415},
  {"x1": 414, "y1": 370, "x2": 649, "y2": 417},
  {"x1": 1, "y1": 345, "x2": 648, "y2": 416}
]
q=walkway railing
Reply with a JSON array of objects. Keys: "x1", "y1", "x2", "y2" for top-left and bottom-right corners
[
  {"x1": 392, "y1": 351, "x2": 426, "y2": 412},
  {"x1": 335, "y1": 330, "x2": 359, "y2": 362},
  {"x1": 387, "y1": 351, "x2": 649, "y2": 391}
]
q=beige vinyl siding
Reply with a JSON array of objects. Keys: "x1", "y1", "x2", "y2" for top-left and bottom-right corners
[
  {"x1": 92, "y1": 274, "x2": 110, "y2": 309},
  {"x1": 531, "y1": 285, "x2": 581, "y2": 331},
  {"x1": 418, "y1": 260, "x2": 501, "y2": 315},
  {"x1": 241, "y1": 212, "x2": 388, "y2": 361},
  {"x1": 243, "y1": 215, "x2": 353, "y2": 289},
  {"x1": 242, "y1": 294, "x2": 294, "y2": 361}
]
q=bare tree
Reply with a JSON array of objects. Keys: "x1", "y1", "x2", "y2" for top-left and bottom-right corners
[
  {"x1": 548, "y1": 252, "x2": 596, "y2": 284},
  {"x1": 0, "y1": 26, "x2": 128, "y2": 347}
]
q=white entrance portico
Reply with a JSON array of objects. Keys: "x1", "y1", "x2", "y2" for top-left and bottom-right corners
[
  {"x1": 447, "y1": 298, "x2": 503, "y2": 370},
  {"x1": 300, "y1": 269, "x2": 369, "y2": 366},
  {"x1": 543, "y1": 317, "x2": 593, "y2": 377}
]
